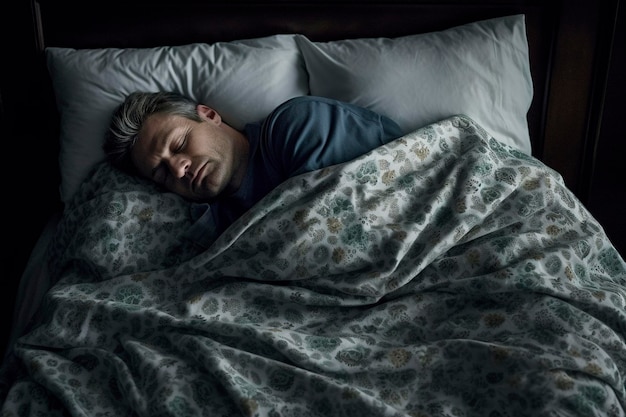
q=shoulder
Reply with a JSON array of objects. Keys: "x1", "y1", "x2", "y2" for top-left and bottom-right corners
[
  {"x1": 273, "y1": 95, "x2": 371, "y2": 114},
  {"x1": 267, "y1": 95, "x2": 382, "y2": 127},
  {"x1": 275, "y1": 95, "x2": 340, "y2": 110},
  {"x1": 269, "y1": 95, "x2": 336, "y2": 119}
]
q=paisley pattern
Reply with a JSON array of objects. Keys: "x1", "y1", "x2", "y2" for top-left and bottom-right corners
[
  {"x1": 2, "y1": 116, "x2": 626, "y2": 417},
  {"x1": 46, "y1": 161, "x2": 198, "y2": 280}
]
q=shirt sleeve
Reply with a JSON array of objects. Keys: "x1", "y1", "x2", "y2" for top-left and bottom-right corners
[{"x1": 260, "y1": 96, "x2": 403, "y2": 177}]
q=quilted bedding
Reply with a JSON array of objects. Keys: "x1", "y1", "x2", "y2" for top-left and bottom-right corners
[{"x1": 2, "y1": 115, "x2": 625, "y2": 416}]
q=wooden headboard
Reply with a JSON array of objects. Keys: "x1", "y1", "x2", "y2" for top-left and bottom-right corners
[{"x1": 1, "y1": 0, "x2": 622, "y2": 353}]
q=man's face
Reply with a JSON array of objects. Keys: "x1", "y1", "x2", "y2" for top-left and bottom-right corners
[{"x1": 130, "y1": 105, "x2": 248, "y2": 201}]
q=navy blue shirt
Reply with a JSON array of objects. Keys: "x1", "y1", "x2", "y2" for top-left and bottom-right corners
[{"x1": 184, "y1": 96, "x2": 403, "y2": 249}]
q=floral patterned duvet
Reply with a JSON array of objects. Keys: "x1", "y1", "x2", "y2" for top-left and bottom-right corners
[{"x1": 2, "y1": 115, "x2": 625, "y2": 416}]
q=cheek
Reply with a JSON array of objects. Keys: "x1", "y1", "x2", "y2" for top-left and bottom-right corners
[{"x1": 198, "y1": 130, "x2": 229, "y2": 155}]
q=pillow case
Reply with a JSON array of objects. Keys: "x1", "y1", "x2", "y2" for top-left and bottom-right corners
[
  {"x1": 47, "y1": 35, "x2": 308, "y2": 204},
  {"x1": 295, "y1": 15, "x2": 533, "y2": 154}
]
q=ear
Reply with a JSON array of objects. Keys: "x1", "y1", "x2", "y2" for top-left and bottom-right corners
[{"x1": 196, "y1": 104, "x2": 222, "y2": 125}]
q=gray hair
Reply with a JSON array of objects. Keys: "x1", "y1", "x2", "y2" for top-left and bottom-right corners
[{"x1": 103, "y1": 91, "x2": 203, "y2": 173}]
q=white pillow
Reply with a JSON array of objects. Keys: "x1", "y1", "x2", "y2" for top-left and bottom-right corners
[
  {"x1": 46, "y1": 35, "x2": 308, "y2": 204},
  {"x1": 295, "y1": 15, "x2": 533, "y2": 154}
]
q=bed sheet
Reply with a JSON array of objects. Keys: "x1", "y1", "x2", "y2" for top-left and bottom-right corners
[
  {"x1": 2, "y1": 115, "x2": 625, "y2": 416},
  {"x1": 3, "y1": 213, "x2": 60, "y2": 363}
]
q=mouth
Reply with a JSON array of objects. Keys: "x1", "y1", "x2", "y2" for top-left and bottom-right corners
[{"x1": 191, "y1": 162, "x2": 208, "y2": 192}]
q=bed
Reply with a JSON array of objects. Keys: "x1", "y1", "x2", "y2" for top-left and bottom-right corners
[{"x1": 2, "y1": 0, "x2": 625, "y2": 416}]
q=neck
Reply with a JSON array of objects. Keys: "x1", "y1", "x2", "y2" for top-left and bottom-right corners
[{"x1": 226, "y1": 129, "x2": 250, "y2": 195}]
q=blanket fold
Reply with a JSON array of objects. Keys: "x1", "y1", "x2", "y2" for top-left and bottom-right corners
[{"x1": 2, "y1": 115, "x2": 625, "y2": 417}]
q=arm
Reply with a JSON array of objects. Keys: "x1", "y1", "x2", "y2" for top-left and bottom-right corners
[{"x1": 261, "y1": 96, "x2": 403, "y2": 177}]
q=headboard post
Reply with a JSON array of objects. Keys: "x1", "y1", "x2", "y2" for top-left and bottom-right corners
[
  {"x1": 542, "y1": 0, "x2": 617, "y2": 199},
  {"x1": 576, "y1": 0, "x2": 622, "y2": 203}
]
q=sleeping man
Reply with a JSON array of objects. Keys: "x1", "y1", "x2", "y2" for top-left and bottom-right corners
[{"x1": 104, "y1": 92, "x2": 403, "y2": 248}]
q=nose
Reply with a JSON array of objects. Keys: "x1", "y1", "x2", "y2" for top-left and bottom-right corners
[{"x1": 168, "y1": 155, "x2": 191, "y2": 179}]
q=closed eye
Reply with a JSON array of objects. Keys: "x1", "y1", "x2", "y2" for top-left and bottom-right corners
[{"x1": 175, "y1": 129, "x2": 189, "y2": 153}]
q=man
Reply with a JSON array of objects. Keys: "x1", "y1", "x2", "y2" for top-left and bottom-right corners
[{"x1": 104, "y1": 92, "x2": 403, "y2": 248}]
